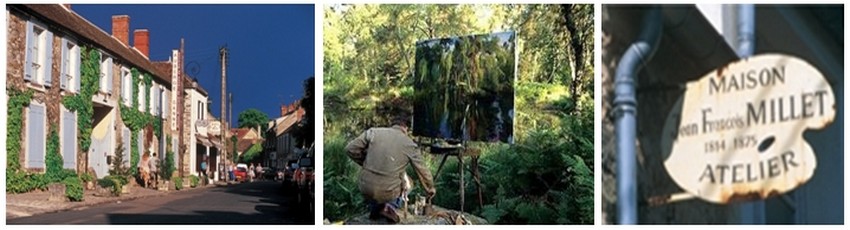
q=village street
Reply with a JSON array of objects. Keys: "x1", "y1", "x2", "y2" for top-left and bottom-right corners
[{"x1": 7, "y1": 181, "x2": 311, "y2": 224}]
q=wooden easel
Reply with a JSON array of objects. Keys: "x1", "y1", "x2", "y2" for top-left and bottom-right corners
[{"x1": 429, "y1": 142, "x2": 484, "y2": 213}]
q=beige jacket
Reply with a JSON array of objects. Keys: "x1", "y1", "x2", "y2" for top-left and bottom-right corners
[{"x1": 346, "y1": 126, "x2": 435, "y2": 203}]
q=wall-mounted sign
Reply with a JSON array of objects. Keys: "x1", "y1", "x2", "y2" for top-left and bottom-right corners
[
  {"x1": 208, "y1": 121, "x2": 221, "y2": 134},
  {"x1": 195, "y1": 120, "x2": 208, "y2": 134},
  {"x1": 170, "y1": 50, "x2": 180, "y2": 131},
  {"x1": 195, "y1": 120, "x2": 221, "y2": 136},
  {"x1": 661, "y1": 54, "x2": 835, "y2": 204}
]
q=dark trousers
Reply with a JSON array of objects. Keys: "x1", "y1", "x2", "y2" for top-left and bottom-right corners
[{"x1": 367, "y1": 197, "x2": 403, "y2": 215}]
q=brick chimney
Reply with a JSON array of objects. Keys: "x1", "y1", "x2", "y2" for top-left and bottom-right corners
[
  {"x1": 134, "y1": 29, "x2": 149, "y2": 58},
  {"x1": 112, "y1": 15, "x2": 130, "y2": 46}
]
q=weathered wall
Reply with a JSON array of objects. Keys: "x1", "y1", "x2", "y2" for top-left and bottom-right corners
[
  {"x1": 7, "y1": 10, "x2": 28, "y2": 169},
  {"x1": 601, "y1": 5, "x2": 736, "y2": 224}
]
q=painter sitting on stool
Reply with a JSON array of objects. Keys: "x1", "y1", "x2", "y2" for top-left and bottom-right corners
[{"x1": 346, "y1": 113, "x2": 436, "y2": 223}]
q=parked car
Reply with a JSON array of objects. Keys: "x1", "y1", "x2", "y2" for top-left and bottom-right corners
[
  {"x1": 263, "y1": 167, "x2": 279, "y2": 181},
  {"x1": 275, "y1": 168, "x2": 285, "y2": 182},
  {"x1": 234, "y1": 163, "x2": 248, "y2": 182},
  {"x1": 282, "y1": 160, "x2": 299, "y2": 188},
  {"x1": 295, "y1": 151, "x2": 314, "y2": 212}
]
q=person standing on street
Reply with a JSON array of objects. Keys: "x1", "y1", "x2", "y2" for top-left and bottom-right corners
[
  {"x1": 139, "y1": 153, "x2": 151, "y2": 188},
  {"x1": 249, "y1": 163, "x2": 256, "y2": 182},
  {"x1": 256, "y1": 163, "x2": 264, "y2": 181},
  {"x1": 149, "y1": 152, "x2": 160, "y2": 189},
  {"x1": 201, "y1": 156, "x2": 208, "y2": 185},
  {"x1": 228, "y1": 162, "x2": 235, "y2": 182}
]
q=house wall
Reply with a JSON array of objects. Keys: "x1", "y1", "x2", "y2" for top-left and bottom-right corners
[
  {"x1": 7, "y1": 9, "x2": 79, "y2": 173},
  {"x1": 183, "y1": 88, "x2": 208, "y2": 175},
  {"x1": 6, "y1": 5, "x2": 191, "y2": 180}
]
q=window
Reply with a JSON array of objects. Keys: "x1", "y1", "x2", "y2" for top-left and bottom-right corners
[
  {"x1": 26, "y1": 103, "x2": 46, "y2": 168},
  {"x1": 60, "y1": 38, "x2": 80, "y2": 92},
  {"x1": 138, "y1": 77, "x2": 145, "y2": 112},
  {"x1": 100, "y1": 54, "x2": 113, "y2": 94},
  {"x1": 122, "y1": 127, "x2": 130, "y2": 166},
  {"x1": 121, "y1": 68, "x2": 131, "y2": 105},
  {"x1": 197, "y1": 101, "x2": 203, "y2": 120},
  {"x1": 150, "y1": 83, "x2": 158, "y2": 115},
  {"x1": 61, "y1": 106, "x2": 76, "y2": 169},
  {"x1": 163, "y1": 90, "x2": 169, "y2": 119},
  {"x1": 25, "y1": 20, "x2": 52, "y2": 86}
]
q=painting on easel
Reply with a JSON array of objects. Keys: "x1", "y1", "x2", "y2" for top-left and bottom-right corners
[{"x1": 412, "y1": 31, "x2": 517, "y2": 144}]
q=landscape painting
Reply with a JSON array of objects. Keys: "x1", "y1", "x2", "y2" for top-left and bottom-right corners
[{"x1": 412, "y1": 31, "x2": 516, "y2": 143}]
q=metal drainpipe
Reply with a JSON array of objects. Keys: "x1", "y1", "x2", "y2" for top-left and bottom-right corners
[
  {"x1": 735, "y1": 4, "x2": 766, "y2": 224},
  {"x1": 737, "y1": 5, "x2": 755, "y2": 58},
  {"x1": 614, "y1": 6, "x2": 662, "y2": 225}
]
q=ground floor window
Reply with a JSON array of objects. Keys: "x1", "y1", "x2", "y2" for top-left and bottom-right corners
[{"x1": 26, "y1": 103, "x2": 46, "y2": 168}]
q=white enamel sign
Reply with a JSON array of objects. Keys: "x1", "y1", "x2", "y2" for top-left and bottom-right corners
[
  {"x1": 171, "y1": 50, "x2": 180, "y2": 131},
  {"x1": 661, "y1": 54, "x2": 835, "y2": 204}
]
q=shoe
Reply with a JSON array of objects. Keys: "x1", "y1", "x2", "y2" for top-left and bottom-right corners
[
  {"x1": 381, "y1": 204, "x2": 400, "y2": 224},
  {"x1": 369, "y1": 208, "x2": 381, "y2": 220}
]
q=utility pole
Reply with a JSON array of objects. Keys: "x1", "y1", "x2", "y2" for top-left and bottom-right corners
[
  {"x1": 229, "y1": 93, "x2": 232, "y2": 130},
  {"x1": 229, "y1": 92, "x2": 233, "y2": 163},
  {"x1": 220, "y1": 46, "x2": 228, "y2": 182}
]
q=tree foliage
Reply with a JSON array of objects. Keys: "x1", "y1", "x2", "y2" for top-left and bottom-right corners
[
  {"x1": 323, "y1": 4, "x2": 594, "y2": 224},
  {"x1": 238, "y1": 108, "x2": 270, "y2": 133},
  {"x1": 62, "y1": 45, "x2": 101, "y2": 156},
  {"x1": 162, "y1": 135, "x2": 176, "y2": 180},
  {"x1": 240, "y1": 143, "x2": 263, "y2": 163}
]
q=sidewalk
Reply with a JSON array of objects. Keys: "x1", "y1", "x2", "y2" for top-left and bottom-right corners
[{"x1": 6, "y1": 182, "x2": 219, "y2": 219}]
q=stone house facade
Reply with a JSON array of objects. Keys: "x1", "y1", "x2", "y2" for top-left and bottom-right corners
[{"x1": 6, "y1": 4, "x2": 211, "y2": 180}]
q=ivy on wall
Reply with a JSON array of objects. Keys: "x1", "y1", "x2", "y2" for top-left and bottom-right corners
[
  {"x1": 62, "y1": 46, "x2": 100, "y2": 155},
  {"x1": 154, "y1": 118, "x2": 163, "y2": 139},
  {"x1": 44, "y1": 126, "x2": 64, "y2": 181},
  {"x1": 162, "y1": 134, "x2": 176, "y2": 180},
  {"x1": 6, "y1": 88, "x2": 34, "y2": 172},
  {"x1": 7, "y1": 90, "x2": 76, "y2": 193},
  {"x1": 119, "y1": 68, "x2": 158, "y2": 176},
  {"x1": 6, "y1": 88, "x2": 34, "y2": 193}
]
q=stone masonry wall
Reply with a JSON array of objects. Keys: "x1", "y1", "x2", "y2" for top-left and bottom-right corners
[{"x1": 601, "y1": 6, "x2": 735, "y2": 224}]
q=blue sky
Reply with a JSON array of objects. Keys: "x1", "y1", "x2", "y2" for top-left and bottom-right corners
[{"x1": 74, "y1": 4, "x2": 315, "y2": 126}]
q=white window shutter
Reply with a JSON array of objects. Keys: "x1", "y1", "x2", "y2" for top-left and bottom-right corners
[
  {"x1": 149, "y1": 84, "x2": 155, "y2": 114},
  {"x1": 138, "y1": 81, "x2": 144, "y2": 112},
  {"x1": 74, "y1": 46, "x2": 81, "y2": 92},
  {"x1": 156, "y1": 87, "x2": 161, "y2": 116},
  {"x1": 99, "y1": 55, "x2": 106, "y2": 93},
  {"x1": 43, "y1": 30, "x2": 53, "y2": 86},
  {"x1": 62, "y1": 109, "x2": 76, "y2": 169},
  {"x1": 24, "y1": 21, "x2": 35, "y2": 81},
  {"x1": 60, "y1": 39, "x2": 67, "y2": 90},
  {"x1": 123, "y1": 128, "x2": 130, "y2": 166},
  {"x1": 106, "y1": 57, "x2": 113, "y2": 94},
  {"x1": 153, "y1": 86, "x2": 159, "y2": 116},
  {"x1": 122, "y1": 70, "x2": 129, "y2": 105},
  {"x1": 164, "y1": 93, "x2": 169, "y2": 119},
  {"x1": 27, "y1": 104, "x2": 46, "y2": 168}
]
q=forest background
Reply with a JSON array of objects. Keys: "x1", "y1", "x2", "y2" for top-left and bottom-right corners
[{"x1": 323, "y1": 4, "x2": 594, "y2": 224}]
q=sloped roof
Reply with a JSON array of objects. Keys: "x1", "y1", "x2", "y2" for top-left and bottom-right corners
[
  {"x1": 232, "y1": 128, "x2": 261, "y2": 141},
  {"x1": 16, "y1": 4, "x2": 171, "y2": 86},
  {"x1": 183, "y1": 76, "x2": 208, "y2": 96},
  {"x1": 271, "y1": 108, "x2": 304, "y2": 137}
]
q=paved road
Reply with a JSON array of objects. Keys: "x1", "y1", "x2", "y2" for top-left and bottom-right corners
[{"x1": 8, "y1": 180, "x2": 313, "y2": 224}]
